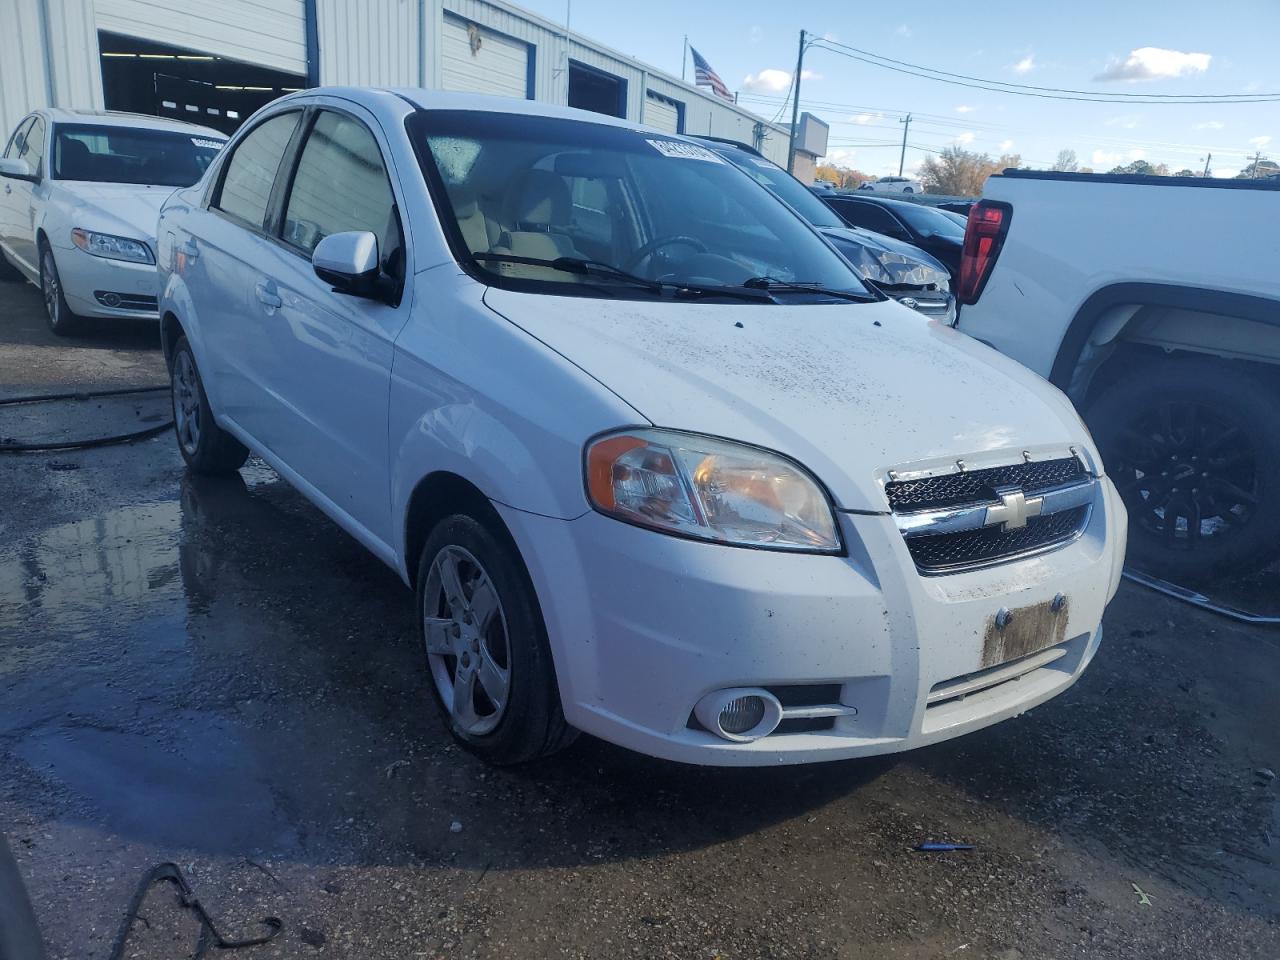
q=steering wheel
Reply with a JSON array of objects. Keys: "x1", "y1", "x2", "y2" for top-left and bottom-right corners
[{"x1": 623, "y1": 235, "x2": 709, "y2": 272}]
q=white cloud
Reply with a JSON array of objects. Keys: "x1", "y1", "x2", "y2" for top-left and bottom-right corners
[
  {"x1": 825, "y1": 147, "x2": 859, "y2": 166},
  {"x1": 821, "y1": 31, "x2": 839, "y2": 42},
  {"x1": 1194, "y1": 120, "x2": 1225, "y2": 130},
  {"x1": 1012, "y1": 55, "x2": 1035, "y2": 75},
  {"x1": 848, "y1": 112, "x2": 883, "y2": 125},
  {"x1": 999, "y1": 139, "x2": 1015, "y2": 152},
  {"x1": 1105, "y1": 114, "x2": 1142, "y2": 129},
  {"x1": 1092, "y1": 149, "x2": 1124, "y2": 166},
  {"x1": 1096, "y1": 47, "x2": 1211, "y2": 82},
  {"x1": 748, "y1": 25, "x2": 762, "y2": 44},
  {"x1": 955, "y1": 131, "x2": 976, "y2": 145},
  {"x1": 801, "y1": 69, "x2": 821, "y2": 82},
  {"x1": 1213, "y1": 168, "x2": 1240, "y2": 178},
  {"x1": 895, "y1": 24, "x2": 912, "y2": 38},
  {"x1": 1128, "y1": 148, "x2": 1146, "y2": 161},
  {"x1": 1248, "y1": 135, "x2": 1272, "y2": 148},
  {"x1": 955, "y1": 104, "x2": 977, "y2": 113},
  {"x1": 741, "y1": 68, "x2": 791, "y2": 92}
]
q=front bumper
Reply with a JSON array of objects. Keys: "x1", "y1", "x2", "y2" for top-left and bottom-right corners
[
  {"x1": 52, "y1": 242, "x2": 159, "y2": 320},
  {"x1": 496, "y1": 475, "x2": 1125, "y2": 766}
]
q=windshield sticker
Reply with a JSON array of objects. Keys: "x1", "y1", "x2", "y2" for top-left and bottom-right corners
[
  {"x1": 646, "y1": 139, "x2": 725, "y2": 163},
  {"x1": 191, "y1": 138, "x2": 224, "y2": 150},
  {"x1": 747, "y1": 157, "x2": 776, "y2": 169}
]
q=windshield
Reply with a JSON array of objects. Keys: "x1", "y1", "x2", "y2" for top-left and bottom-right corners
[
  {"x1": 410, "y1": 111, "x2": 871, "y2": 302},
  {"x1": 52, "y1": 124, "x2": 224, "y2": 187},
  {"x1": 890, "y1": 201, "x2": 967, "y2": 240},
  {"x1": 712, "y1": 147, "x2": 847, "y2": 229}
]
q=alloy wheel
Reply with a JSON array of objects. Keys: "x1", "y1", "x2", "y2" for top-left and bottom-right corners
[
  {"x1": 1107, "y1": 398, "x2": 1259, "y2": 551},
  {"x1": 42, "y1": 253, "x2": 60, "y2": 328},
  {"x1": 172, "y1": 351, "x2": 202, "y2": 455},
  {"x1": 423, "y1": 545, "x2": 512, "y2": 736}
]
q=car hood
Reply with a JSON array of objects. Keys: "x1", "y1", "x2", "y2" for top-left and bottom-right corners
[
  {"x1": 483, "y1": 289, "x2": 1095, "y2": 513},
  {"x1": 57, "y1": 182, "x2": 177, "y2": 248},
  {"x1": 820, "y1": 225, "x2": 946, "y2": 270}
]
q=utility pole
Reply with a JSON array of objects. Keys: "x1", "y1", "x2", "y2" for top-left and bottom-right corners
[
  {"x1": 898, "y1": 113, "x2": 912, "y2": 177},
  {"x1": 1251, "y1": 149, "x2": 1263, "y2": 178},
  {"x1": 786, "y1": 29, "x2": 806, "y2": 175},
  {"x1": 1202, "y1": 153, "x2": 1212, "y2": 177},
  {"x1": 681, "y1": 35, "x2": 687, "y2": 81}
]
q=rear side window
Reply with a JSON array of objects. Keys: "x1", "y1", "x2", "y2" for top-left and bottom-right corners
[
  {"x1": 282, "y1": 110, "x2": 397, "y2": 257},
  {"x1": 214, "y1": 112, "x2": 301, "y2": 229},
  {"x1": 834, "y1": 200, "x2": 908, "y2": 239}
]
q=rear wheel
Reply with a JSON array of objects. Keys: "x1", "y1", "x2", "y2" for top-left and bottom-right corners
[
  {"x1": 416, "y1": 512, "x2": 575, "y2": 765},
  {"x1": 40, "y1": 246, "x2": 80, "y2": 336},
  {"x1": 1087, "y1": 358, "x2": 1280, "y2": 582},
  {"x1": 169, "y1": 336, "x2": 248, "y2": 475}
]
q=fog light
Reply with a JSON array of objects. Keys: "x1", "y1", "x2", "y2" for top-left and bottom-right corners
[
  {"x1": 719, "y1": 695, "x2": 765, "y2": 734},
  {"x1": 96, "y1": 291, "x2": 122, "y2": 307},
  {"x1": 694, "y1": 688, "x2": 783, "y2": 742}
]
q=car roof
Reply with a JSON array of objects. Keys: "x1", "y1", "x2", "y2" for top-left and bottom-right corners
[
  {"x1": 385, "y1": 87, "x2": 656, "y2": 134},
  {"x1": 38, "y1": 107, "x2": 226, "y2": 139}
]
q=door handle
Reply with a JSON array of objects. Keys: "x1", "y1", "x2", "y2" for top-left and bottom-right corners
[{"x1": 254, "y1": 281, "x2": 282, "y2": 310}]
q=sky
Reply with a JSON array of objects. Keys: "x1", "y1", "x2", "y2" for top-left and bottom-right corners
[{"x1": 516, "y1": 0, "x2": 1277, "y2": 178}]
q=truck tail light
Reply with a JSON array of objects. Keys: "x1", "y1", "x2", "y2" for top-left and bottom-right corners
[{"x1": 957, "y1": 200, "x2": 1012, "y2": 305}]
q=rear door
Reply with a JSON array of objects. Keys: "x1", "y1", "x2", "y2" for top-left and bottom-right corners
[
  {"x1": 0, "y1": 118, "x2": 35, "y2": 270},
  {"x1": 252, "y1": 104, "x2": 412, "y2": 543},
  {"x1": 189, "y1": 109, "x2": 304, "y2": 435},
  {"x1": 9, "y1": 116, "x2": 47, "y2": 270}
]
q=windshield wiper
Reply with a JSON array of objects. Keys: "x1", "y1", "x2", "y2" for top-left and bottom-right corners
[
  {"x1": 471, "y1": 253, "x2": 772, "y2": 302},
  {"x1": 743, "y1": 277, "x2": 880, "y2": 303},
  {"x1": 470, "y1": 253, "x2": 662, "y2": 291}
]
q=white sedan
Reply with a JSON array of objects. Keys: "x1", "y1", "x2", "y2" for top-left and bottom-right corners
[
  {"x1": 858, "y1": 176, "x2": 923, "y2": 194},
  {"x1": 0, "y1": 108, "x2": 224, "y2": 335},
  {"x1": 158, "y1": 88, "x2": 1125, "y2": 766}
]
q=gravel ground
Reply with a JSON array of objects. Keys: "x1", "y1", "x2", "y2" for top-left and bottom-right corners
[{"x1": 2, "y1": 280, "x2": 1278, "y2": 959}]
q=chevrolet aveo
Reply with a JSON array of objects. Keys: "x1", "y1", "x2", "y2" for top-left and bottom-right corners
[{"x1": 157, "y1": 88, "x2": 1126, "y2": 766}]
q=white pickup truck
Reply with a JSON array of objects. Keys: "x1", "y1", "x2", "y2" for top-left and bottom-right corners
[{"x1": 956, "y1": 170, "x2": 1280, "y2": 581}]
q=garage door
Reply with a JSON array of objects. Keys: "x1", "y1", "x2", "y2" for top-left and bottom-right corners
[
  {"x1": 95, "y1": 0, "x2": 307, "y2": 75},
  {"x1": 441, "y1": 17, "x2": 530, "y2": 99},
  {"x1": 645, "y1": 93, "x2": 681, "y2": 134}
]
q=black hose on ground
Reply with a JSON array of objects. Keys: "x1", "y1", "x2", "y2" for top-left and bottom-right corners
[{"x1": 0, "y1": 385, "x2": 171, "y2": 454}]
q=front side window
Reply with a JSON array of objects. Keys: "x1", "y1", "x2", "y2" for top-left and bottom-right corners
[
  {"x1": 410, "y1": 110, "x2": 871, "y2": 303},
  {"x1": 4, "y1": 118, "x2": 34, "y2": 160},
  {"x1": 892, "y1": 202, "x2": 967, "y2": 240},
  {"x1": 19, "y1": 117, "x2": 46, "y2": 176},
  {"x1": 715, "y1": 148, "x2": 845, "y2": 229},
  {"x1": 831, "y1": 201, "x2": 909, "y2": 240},
  {"x1": 52, "y1": 124, "x2": 222, "y2": 186},
  {"x1": 283, "y1": 110, "x2": 397, "y2": 261},
  {"x1": 215, "y1": 112, "x2": 301, "y2": 228}
]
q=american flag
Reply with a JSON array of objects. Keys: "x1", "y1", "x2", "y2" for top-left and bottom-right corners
[{"x1": 690, "y1": 46, "x2": 733, "y2": 101}]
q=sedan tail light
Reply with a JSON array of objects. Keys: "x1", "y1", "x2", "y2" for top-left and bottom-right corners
[{"x1": 957, "y1": 200, "x2": 1012, "y2": 305}]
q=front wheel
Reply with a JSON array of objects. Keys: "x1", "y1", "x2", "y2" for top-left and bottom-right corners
[
  {"x1": 41, "y1": 246, "x2": 80, "y2": 336},
  {"x1": 1087, "y1": 358, "x2": 1280, "y2": 582},
  {"x1": 416, "y1": 512, "x2": 576, "y2": 764},
  {"x1": 902, "y1": 186, "x2": 915, "y2": 194},
  {"x1": 169, "y1": 336, "x2": 248, "y2": 475}
]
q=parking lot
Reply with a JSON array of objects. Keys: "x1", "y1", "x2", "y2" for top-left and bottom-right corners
[{"x1": 2, "y1": 277, "x2": 1279, "y2": 959}]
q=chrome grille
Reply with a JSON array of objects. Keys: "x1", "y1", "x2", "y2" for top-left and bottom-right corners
[
  {"x1": 885, "y1": 457, "x2": 1086, "y2": 512},
  {"x1": 906, "y1": 506, "x2": 1088, "y2": 572}
]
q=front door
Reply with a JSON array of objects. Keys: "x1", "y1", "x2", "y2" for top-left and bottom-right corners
[{"x1": 0, "y1": 117, "x2": 42, "y2": 277}]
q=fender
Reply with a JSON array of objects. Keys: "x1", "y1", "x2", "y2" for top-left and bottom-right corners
[{"x1": 1050, "y1": 282, "x2": 1280, "y2": 390}]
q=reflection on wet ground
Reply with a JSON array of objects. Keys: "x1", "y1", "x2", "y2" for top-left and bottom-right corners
[{"x1": 3, "y1": 440, "x2": 1280, "y2": 957}]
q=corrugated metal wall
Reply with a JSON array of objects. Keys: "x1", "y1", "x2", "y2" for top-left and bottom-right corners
[
  {"x1": 96, "y1": 0, "x2": 308, "y2": 74},
  {"x1": 318, "y1": 0, "x2": 420, "y2": 87},
  {"x1": 1, "y1": 0, "x2": 102, "y2": 147}
]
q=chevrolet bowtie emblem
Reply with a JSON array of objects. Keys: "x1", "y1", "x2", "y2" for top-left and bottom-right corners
[{"x1": 985, "y1": 486, "x2": 1043, "y2": 531}]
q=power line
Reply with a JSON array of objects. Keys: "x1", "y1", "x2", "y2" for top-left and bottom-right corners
[{"x1": 810, "y1": 38, "x2": 1280, "y2": 103}]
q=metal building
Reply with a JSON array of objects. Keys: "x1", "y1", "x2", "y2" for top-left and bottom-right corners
[{"x1": 2, "y1": 0, "x2": 792, "y2": 164}]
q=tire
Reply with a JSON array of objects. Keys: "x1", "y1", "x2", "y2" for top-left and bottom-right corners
[
  {"x1": 902, "y1": 186, "x2": 915, "y2": 194},
  {"x1": 416, "y1": 512, "x2": 576, "y2": 765},
  {"x1": 169, "y1": 335, "x2": 248, "y2": 475},
  {"x1": 0, "y1": 834, "x2": 46, "y2": 960},
  {"x1": 40, "y1": 245, "x2": 80, "y2": 336},
  {"x1": 1087, "y1": 358, "x2": 1280, "y2": 582},
  {"x1": 0, "y1": 249, "x2": 24, "y2": 282}
]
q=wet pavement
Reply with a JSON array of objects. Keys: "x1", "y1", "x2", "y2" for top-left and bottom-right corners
[{"x1": 3, "y1": 279, "x2": 1280, "y2": 959}]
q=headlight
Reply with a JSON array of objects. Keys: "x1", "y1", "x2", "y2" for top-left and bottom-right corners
[
  {"x1": 830, "y1": 238, "x2": 892, "y2": 284},
  {"x1": 71, "y1": 228, "x2": 154, "y2": 264},
  {"x1": 585, "y1": 428, "x2": 841, "y2": 552}
]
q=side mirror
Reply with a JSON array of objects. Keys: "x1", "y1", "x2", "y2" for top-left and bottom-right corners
[
  {"x1": 312, "y1": 231, "x2": 381, "y2": 299},
  {"x1": 0, "y1": 158, "x2": 38, "y2": 183}
]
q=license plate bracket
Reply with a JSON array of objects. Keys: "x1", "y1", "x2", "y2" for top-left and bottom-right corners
[{"x1": 982, "y1": 596, "x2": 1070, "y2": 668}]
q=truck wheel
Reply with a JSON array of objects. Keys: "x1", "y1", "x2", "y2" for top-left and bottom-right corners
[
  {"x1": 416, "y1": 512, "x2": 576, "y2": 765},
  {"x1": 1087, "y1": 358, "x2": 1280, "y2": 582},
  {"x1": 169, "y1": 336, "x2": 248, "y2": 475}
]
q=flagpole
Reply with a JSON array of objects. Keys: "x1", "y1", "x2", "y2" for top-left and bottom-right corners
[{"x1": 682, "y1": 35, "x2": 688, "y2": 81}]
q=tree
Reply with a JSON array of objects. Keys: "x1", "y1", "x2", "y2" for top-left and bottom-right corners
[
  {"x1": 1107, "y1": 159, "x2": 1168, "y2": 176},
  {"x1": 918, "y1": 147, "x2": 1022, "y2": 197},
  {"x1": 814, "y1": 163, "x2": 872, "y2": 189},
  {"x1": 1051, "y1": 149, "x2": 1079, "y2": 172},
  {"x1": 1173, "y1": 169, "x2": 1198, "y2": 177},
  {"x1": 1236, "y1": 158, "x2": 1280, "y2": 179}
]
